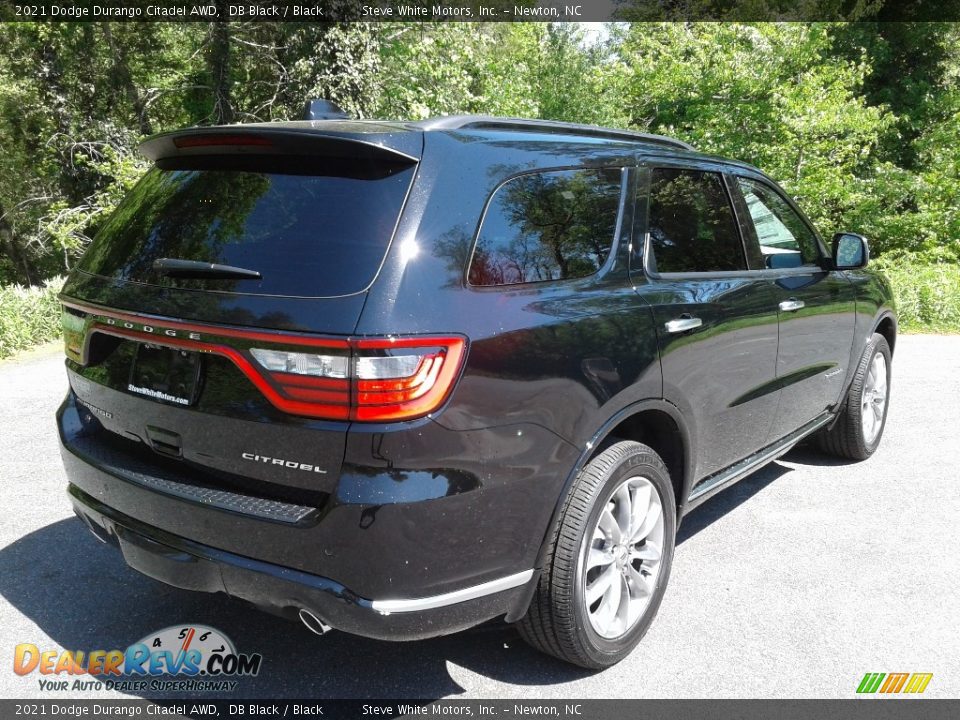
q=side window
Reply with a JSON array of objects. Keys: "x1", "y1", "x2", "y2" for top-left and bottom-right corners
[
  {"x1": 646, "y1": 168, "x2": 746, "y2": 274},
  {"x1": 736, "y1": 177, "x2": 821, "y2": 269},
  {"x1": 469, "y1": 168, "x2": 622, "y2": 286}
]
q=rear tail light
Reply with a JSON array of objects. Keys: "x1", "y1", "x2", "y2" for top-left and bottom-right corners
[
  {"x1": 352, "y1": 338, "x2": 465, "y2": 421},
  {"x1": 249, "y1": 349, "x2": 349, "y2": 378},
  {"x1": 249, "y1": 336, "x2": 466, "y2": 422}
]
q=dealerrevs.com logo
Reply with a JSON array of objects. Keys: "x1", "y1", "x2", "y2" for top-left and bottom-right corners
[{"x1": 13, "y1": 625, "x2": 262, "y2": 693}]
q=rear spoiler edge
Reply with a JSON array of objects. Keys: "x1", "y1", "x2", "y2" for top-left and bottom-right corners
[{"x1": 139, "y1": 126, "x2": 421, "y2": 164}]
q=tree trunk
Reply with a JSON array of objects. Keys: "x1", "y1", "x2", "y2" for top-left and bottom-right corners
[
  {"x1": 35, "y1": 37, "x2": 82, "y2": 204},
  {"x1": 0, "y1": 203, "x2": 35, "y2": 286},
  {"x1": 101, "y1": 24, "x2": 154, "y2": 136},
  {"x1": 208, "y1": 10, "x2": 235, "y2": 124}
]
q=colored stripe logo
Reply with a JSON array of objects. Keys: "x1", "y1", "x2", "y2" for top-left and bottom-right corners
[{"x1": 857, "y1": 672, "x2": 933, "y2": 694}]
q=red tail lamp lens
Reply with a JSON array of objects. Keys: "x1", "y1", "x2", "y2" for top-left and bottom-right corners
[
  {"x1": 248, "y1": 337, "x2": 466, "y2": 421},
  {"x1": 246, "y1": 349, "x2": 352, "y2": 421},
  {"x1": 353, "y1": 337, "x2": 465, "y2": 421}
]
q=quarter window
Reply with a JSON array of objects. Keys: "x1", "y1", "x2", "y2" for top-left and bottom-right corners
[
  {"x1": 646, "y1": 168, "x2": 746, "y2": 274},
  {"x1": 469, "y1": 168, "x2": 622, "y2": 286},
  {"x1": 736, "y1": 177, "x2": 821, "y2": 268}
]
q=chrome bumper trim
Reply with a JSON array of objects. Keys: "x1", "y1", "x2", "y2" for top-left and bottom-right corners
[{"x1": 371, "y1": 570, "x2": 535, "y2": 614}]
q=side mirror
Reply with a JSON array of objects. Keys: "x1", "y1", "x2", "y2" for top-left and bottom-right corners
[{"x1": 832, "y1": 232, "x2": 870, "y2": 269}]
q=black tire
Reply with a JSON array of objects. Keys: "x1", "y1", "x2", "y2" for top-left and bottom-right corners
[
  {"x1": 517, "y1": 441, "x2": 676, "y2": 669},
  {"x1": 816, "y1": 333, "x2": 892, "y2": 461}
]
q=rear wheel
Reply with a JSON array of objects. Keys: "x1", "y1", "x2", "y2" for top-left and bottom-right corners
[
  {"x1": 518, "y1": 441, "x2": 676, "y2": 669},
  {"x1": 816, "y1": 333, "x2": 892, "y2": 460}
]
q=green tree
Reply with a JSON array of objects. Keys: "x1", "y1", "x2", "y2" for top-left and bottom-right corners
[{"x1": 617, "y1": 23, "x2": 900, "y2": 249}]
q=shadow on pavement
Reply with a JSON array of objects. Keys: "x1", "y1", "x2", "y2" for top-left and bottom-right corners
[
  {"x1": 0, "y1": 517, "x2": 587, "y2": 701},
  {"x1": 677, "y1": 460, "x2": 792, "y2": 544},
  {"x1": 1, "y1": 458, "x2": 801, "y2": 700},
  {"x1": 780, "y1": 441, "x2": 863, "y2": 467}
]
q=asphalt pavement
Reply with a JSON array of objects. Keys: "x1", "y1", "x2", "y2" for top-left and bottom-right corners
[{"x1": 1, "y1": 336, "x2": 957, "y2": 700}]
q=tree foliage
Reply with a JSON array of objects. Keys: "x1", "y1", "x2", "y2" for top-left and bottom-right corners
[{"x1": 1, "y1": 20, "x2": 959, "y2": 286}]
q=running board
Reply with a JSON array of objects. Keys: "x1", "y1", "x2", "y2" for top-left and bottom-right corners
[{"x1": 684, "y1": 412, "x2": 833, "y2": 513}]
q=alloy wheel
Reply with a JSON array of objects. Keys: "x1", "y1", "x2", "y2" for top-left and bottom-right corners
[
  {"x1": 861, "y1": 351, "x2": 888, "y2": 444},
  {"x1": 581, "y1": 475, "x2": 665, "y2": 639}
]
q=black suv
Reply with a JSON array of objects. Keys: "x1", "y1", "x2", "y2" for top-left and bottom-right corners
[{"x1": 58, "y1": 113, "x2": 896, "y2": 669}]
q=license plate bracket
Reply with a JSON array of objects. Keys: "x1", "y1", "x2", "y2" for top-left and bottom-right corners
[{"x1": 128, "y1": 344, "x2": 202, "y2": 407}]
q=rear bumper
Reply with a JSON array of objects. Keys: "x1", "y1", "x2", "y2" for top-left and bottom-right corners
[
  {"x1": 57, "y1": 389, "x2": 564, "y2": 640},
  {"x1": 68, "y1": 483, "x2": 536, "y2": 641}
]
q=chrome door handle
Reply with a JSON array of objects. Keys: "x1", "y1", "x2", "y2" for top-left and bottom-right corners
[
  {"x1": 665, "y1": 317, "x2": 703, "y2": 333},
  {"x1": 779, "y1": 299, "x2": 805, "y2": 312}
]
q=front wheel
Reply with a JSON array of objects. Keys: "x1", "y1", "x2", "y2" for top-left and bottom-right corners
[
  {"x1": 517, "y1": 441, "x2": 676, "y2": 669},
  {"x1": 816, "y1": 333, "x2": 892, "y2": 460}
]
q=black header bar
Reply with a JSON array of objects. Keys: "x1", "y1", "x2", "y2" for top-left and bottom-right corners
[{"x1": 2, "y1": 0, "x2": 960, "y2": 23}]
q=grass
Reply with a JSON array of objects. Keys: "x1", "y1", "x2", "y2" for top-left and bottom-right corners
[
  {"x1": 874, "y1": 260, "x2": 960, "y2": 333},
  {"x1": 0, "y1": 262, "x2": 957, "y2": 359},
  {"x1": 0, "y1": 276, "x2": 65, "y2": 359}
]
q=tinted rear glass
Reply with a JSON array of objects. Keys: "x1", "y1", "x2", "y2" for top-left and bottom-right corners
[
  {"x1": 647, "y1": 168, "x2": 746, "y2": 274},
  {"x1": 77, "y1": 156, "x2": 415, "y2": 297},
  {"x1": 469, "y1": 168, "x2": 623, "y2": 287}
]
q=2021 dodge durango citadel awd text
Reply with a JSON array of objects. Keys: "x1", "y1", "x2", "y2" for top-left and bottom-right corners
[{"x1": 57, "y1": 113, "x2": 896, "y2": 668}]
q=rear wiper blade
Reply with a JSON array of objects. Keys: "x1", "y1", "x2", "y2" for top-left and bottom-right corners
[{"x1": 152, "y1": 258, "x2": 262, "y2": 280}]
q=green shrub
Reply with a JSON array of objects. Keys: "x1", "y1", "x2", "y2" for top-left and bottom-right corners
[
  {"x1": 0, "y1": 259, "x2": 957, "y2": 361},
  {"x1": 872, "y1": 257, "x2": 960, "y2": 333},
  {"x1": 0, "y1": 276, "x2": 65, "y2": 358}
]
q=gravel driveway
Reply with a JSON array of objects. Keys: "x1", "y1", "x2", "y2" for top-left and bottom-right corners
[{"x1": 1, "y1": 336, "x2": 957, "y2": 699}]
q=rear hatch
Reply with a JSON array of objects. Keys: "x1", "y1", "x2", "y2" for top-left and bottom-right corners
[{"x1": 60, "y1": 125, "x2": 421, "y2": 506}]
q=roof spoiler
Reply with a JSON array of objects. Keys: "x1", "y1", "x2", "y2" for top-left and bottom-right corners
[{"x1": 139, "y1": 126, "x2": 419, "y2": 164}]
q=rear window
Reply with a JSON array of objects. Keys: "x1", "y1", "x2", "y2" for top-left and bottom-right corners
[
  {"x1": 468, "y1": 168, "x2": 623, "y2": 287},
  {"x1": 77, "y1": 156, "x2": 415, "y2": 297}
]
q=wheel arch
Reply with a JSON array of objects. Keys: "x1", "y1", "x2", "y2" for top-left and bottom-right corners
[
  {"x1": 873, "y1": 311, "x2": 897, "y2": 355},
  {"x1": 533, "y1": 399, "x2": 694, "y2": 570}
]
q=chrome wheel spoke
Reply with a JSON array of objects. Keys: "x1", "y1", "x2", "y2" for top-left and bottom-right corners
[
  {"x1": 626, "y1": 563, "x2": 654, "y2": 601},
  {"x1": 629, "y1": 492, "x2": 662, "y2": 545},
  {"x1": 586, "y1": 565, "x2": 617, "y2": 605},
  {"x1": 631, "y1": 541, "x2": 661, "y2": 565},
  {"x1": 587, "y1": 546, "x2": 615, "y2": 570},
  {"x1": 874, "y1": 366, "x2": 887, "y2": 395},
  {"x1": 628, "y1": 483, "x2": 652, "y2": 540},
  {"x1": 862, "y1": 404, "x2": 875, "y2": 437},
  {"x1": 613, "y1": 483, "x2": 632, "y2": 537},
  {"x1": 614, "y1": 574, "x2": 632, "y2": 629},
  {"x1": 598, "y1": 508, "x2": 622, "y2": 544},
  {"x1": 594, "y1": 573, "x2": 622, "y2": 627}
]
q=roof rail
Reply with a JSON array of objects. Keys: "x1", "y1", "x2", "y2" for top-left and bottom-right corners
[{"x1": 416, "y1": 115, "x2": 695, "y2": 151}]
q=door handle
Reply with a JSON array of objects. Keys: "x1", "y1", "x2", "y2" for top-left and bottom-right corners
[
  {"x1": 665, "y1": 316, "x2": 703, "y2": 333},
  {"x1": 779, "y1": 299, "x2": 805, "y2": 312}
]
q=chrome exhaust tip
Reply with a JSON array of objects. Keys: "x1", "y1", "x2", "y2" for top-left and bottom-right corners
[{"x1": 299, "y1": 608, "x2": 332, "y2": 636}]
